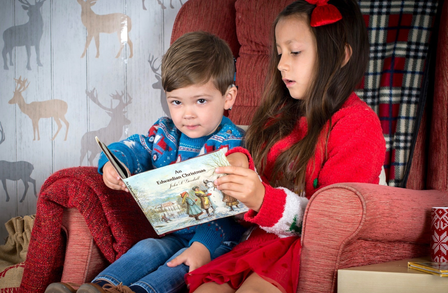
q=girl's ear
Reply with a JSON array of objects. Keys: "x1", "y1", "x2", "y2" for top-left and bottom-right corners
[
  {"x1": 224, "y1": 85, "x2": 238, "y2": 110},
  {"x1": 342, "y1": 44, "x2": 353, "y2": 67}
]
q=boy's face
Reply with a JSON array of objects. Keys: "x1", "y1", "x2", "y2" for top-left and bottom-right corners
[{"x1": 166, "y1": 79, "x2": 236, "y2": 139}]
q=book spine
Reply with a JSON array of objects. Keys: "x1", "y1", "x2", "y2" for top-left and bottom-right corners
[{"x1": 408, "y1": 264, "x2": 448, "y2": 277}]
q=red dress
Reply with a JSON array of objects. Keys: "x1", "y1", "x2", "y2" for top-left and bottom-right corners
[{"x1": 186, "y1": 94, "x2": 386, "y2": 293}]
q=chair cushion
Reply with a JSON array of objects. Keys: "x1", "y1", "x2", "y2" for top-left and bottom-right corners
[
  {"x1": 428, "y1": 0, "x2": 448, "y2": 191},
  {"x1": 171, "y1": 0, "x2": 240, "y2": 57},
  {"x1": 229, "y1": 0, "x2": 295, "y2": 125}
]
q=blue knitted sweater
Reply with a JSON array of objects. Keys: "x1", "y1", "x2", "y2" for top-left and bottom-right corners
[{"x1": 98, "y1": 116, "x2": 246, "y2": 254}]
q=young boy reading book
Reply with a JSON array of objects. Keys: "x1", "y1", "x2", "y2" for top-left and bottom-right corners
[{"x1": 45, "y1": 31, "x2": 247, "y2": 293}]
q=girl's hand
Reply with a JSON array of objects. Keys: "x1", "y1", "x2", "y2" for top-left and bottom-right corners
[
  {"x1": 226, "y1": 152, "x2": 249, "y2": 168},
  {"x1": 102, "y1": 162, "x2": 129, "y2": 192},
  {"x1": 215, "y1": 166, "x2": 265, "y2": 212},
  {"x1": 167, "y1": 242, "x2": 211, "y2": 272}
]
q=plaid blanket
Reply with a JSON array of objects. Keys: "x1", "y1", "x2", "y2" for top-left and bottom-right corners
[{"x1": 356, "y1": 0, "x2": 439, "y2": 186}]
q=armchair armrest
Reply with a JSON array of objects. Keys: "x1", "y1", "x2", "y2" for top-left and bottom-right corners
[
  {"x1": 60, "y1": 208, "x2": 108, "y2": 286},
  {"x1": 298, "y1": 183, "x2": 448, "y2": 293}
]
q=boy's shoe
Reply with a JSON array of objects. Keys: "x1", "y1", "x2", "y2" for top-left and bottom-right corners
[
  {"x1": 44, "y1": 282, "x2": 77, "y2": 293},
  {"x1": 77, "y1": 282, "x2": 135, "y2": 293}
]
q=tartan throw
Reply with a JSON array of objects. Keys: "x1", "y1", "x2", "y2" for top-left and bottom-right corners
[{"x1": 356, "y1": 0, "x2": 439, "y2": 186}]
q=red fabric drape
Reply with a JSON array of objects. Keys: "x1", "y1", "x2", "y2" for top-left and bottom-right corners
[{"x1": 19, "y1": 167, "x2": 155, "y2": 293}]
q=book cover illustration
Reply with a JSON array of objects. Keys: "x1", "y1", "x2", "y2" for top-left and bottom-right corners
[
  {"x1": 408, "y1": 261, "x2": 448, "y2": 277},
  {"x1": 95, "y1": 135, "x2": 249, "y2": 236},
  {"x1": 124, "y1": 149, "x2": 248, "y2": 235}
]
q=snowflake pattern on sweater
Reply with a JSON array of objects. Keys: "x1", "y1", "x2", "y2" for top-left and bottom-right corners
[
  {"x1": 98, "y1": 116, "x2": 244, "y2": 174},
  {"x1": 97, "y1": 116, "x2": 246, "y2": 254}
]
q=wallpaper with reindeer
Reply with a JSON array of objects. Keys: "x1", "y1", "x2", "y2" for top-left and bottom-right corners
[{"x1": 0, "y1": 0, "x2": 184, "y2": 241}]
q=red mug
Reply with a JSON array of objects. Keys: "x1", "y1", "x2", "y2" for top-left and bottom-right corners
[{"x1": 431, "y1": 207, "x2": 448, "y2": 262}]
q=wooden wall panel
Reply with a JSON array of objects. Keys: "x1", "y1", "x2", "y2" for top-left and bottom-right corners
[
  {"x1": 16, "y1": 0, "x2": 53, "y2": 219},
  {"x1": 80, "y1": 0, "x2": 129, "y2": 166},
  {"x1": 127, "y1": 0, "x2": 167, "y2": 136},
  {"x1": 0, "y1": 0, "x2": 186, "y2": 242},
  {"x1": 52, "y1": 0, "x2": 88, "y2": 170},
  {"x1": 0, "y1": 0, "x2": 17, "y2": 232}
]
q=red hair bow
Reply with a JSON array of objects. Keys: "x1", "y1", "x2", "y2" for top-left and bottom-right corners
[{"x1": 306, "y1": 0, "x2": 342, "y2": 27}]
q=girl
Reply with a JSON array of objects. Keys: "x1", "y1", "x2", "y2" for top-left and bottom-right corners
[{"x1": 186, "y1": 0, "x2": 386, "y2": 293}]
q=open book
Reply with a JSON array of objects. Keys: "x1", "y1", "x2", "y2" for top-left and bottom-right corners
[{"x1": 96, "y1": 136, "x2": 248, "y2": 236}]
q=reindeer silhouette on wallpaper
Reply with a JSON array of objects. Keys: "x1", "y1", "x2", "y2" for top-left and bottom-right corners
[
  {"x1": 8, "y1": 76, "x2": 70, "y2": 141},
  {"x1": 2, "y1": 0, "x2": 46, "y2": 70},
  {"x1": 78, "y1": 0, "x2": 133, "y2": 59},
  {"x1": 142, "y1": 0, "x2": 184, "y2": 10},
  {"x1": 0, "y1": 122, "x2": 4, "y2": 145},
  {"x1": 149, "y1": 54, "x2": 170, "y2": 116},
  {"x1": 80, "y1": 88, "x2": 132, "y2": 166},
  {"x1": 0, "y1": 161, "x2": 37, "y2": 202}
]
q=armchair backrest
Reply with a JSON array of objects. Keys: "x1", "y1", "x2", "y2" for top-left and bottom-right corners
[
  {"x1": 426, "y1": 0, "x2": 448, "y2": 191},
  {"x1": 171, "y1": 0, "x2": 444, "y2": 190},
  {"x1": 171, "y1": 0, "x2": 239, "y2": 57}
]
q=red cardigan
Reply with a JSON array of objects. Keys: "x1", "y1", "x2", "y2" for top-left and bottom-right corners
[{"x1": 230, "y1": 93, "x2": 386, "y2": 238}]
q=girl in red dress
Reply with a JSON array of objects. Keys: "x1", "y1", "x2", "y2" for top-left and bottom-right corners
[{"x1": 186, "y1": 0, "x2": 386, "y2": 293}]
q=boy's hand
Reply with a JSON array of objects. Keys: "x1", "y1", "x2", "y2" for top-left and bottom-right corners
[
  {"x1": 166, "y1": 242, "x2": 211, "y2": 272},
  {"x1": 102, "y1": 162, "x2": 129, "y2": 192},
  {"x1": 215, "y1": 166, "x2": 265, "y2": 212},
  {"x1": 226, "y1": 152, "x2": 249, "y2": 168}
]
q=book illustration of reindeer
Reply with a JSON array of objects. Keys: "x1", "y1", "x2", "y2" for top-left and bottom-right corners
[
  {"x1": 148, "y1": 54, "x2": 169, "y2": 116},
  {"x1": 8, "y1": 76, "x2": 70, "y2": 141},
  {"x1": 0, "y1": 122, "x2": 5, "y2": 145},
  {"x1": 142, "y1": 0, "x2": 184, "y2": 10},
  {"x1": 80, "y1": 88, "x2": 132, "y2": 166},
  {"x1": 2, "y1": 0, "x2": 46, "y2": 70},
  {"x1": 77, "y1": 0, "x2": 133, "y2": 59},
  {"x1": 0, "y1": 160, "x2": 37, "y2": 202}
]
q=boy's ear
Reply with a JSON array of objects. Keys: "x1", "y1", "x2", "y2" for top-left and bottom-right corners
[
  {"x1": 342, "y1": 44, "x2": 352, "y2": 67},
  {"x1": 224, "y1": 85, "x2": 238, "y2": 111}
]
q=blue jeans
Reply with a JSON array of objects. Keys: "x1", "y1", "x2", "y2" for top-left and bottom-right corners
[{"x1": 92, "y1": 234, "x2": 236, "y2": 293}]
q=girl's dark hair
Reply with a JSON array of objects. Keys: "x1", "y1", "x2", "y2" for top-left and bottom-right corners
[{"x1": 244, "y1": 0, "x2": 369, "y2": 193}]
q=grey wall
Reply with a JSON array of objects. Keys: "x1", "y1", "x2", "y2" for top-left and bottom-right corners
[{"x1": 0, "y1": 0, "x2": 185, "y2": 242}]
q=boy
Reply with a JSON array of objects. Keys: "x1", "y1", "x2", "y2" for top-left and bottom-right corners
[{"x1": 46, "y1": 31, "x2": 246, "y2": 293}]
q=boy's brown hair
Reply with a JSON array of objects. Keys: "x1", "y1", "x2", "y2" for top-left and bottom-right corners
[{"x1": 162, "y1": 31, "x2": 235, "y2": 95}]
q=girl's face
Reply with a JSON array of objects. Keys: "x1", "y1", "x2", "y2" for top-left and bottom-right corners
[{"x1": 275, "y1": 16, "x2": 317, "y2": 100}]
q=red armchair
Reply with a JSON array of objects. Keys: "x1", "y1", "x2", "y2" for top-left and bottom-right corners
[{"x1": 20, "y1": 0, "x2": 448, "y2": 292}]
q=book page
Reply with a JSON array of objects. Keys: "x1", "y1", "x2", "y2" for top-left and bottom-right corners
[{"x1": 123, "y1": 149, "x2": 248, "y2": 235}]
